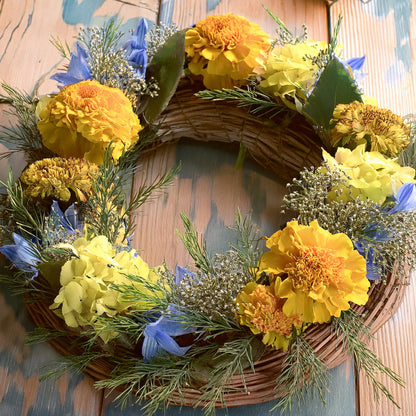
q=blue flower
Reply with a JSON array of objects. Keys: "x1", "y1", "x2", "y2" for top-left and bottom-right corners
[
  {"x1": 389, "y1": 182, "x2": 416, "y2": 213},
  {"x1": 354, "y1": 240, "x2": 380, "y2": 281},
  {"x1": 174, "y1": 265, "x2": 196, "y2": 286},
  {"x1": 343, "y1": 55, "x2": 366, "y2": 81},
  {"x1": 51, "y1": 42, "x2": 92, "y2": 86},
  {"x1": 142, "y1": 304, "x2": 196, "y2": 362},
  {"x1": 354, "y1": 183, "x2": 416, "y2": 280},
  {"x1": 50, "y1": 201, "x2": 80, "y2": 234},
  {"x1": 0, "y1": 233, "x2": 39, "y2": 277},
  {"x1": 124, "y1": 19, "x2": 148, "y2": 77}
]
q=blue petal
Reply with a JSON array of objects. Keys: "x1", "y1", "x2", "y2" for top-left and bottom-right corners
[
  {"x1": 390, "y1": 183, "x2": 416, "y2": 213},
  {"x1": 146, "y1": 304, "x2": 196, "y2": 336},
  {"x1": 131, "y1": 19, "x2": 148, "y2": 49},
  {"x1": 141, "y1": 304, "x2": 195, "y2": 361},
  {"x1": 344, "y1": 55, "x2": 366, "y2": 71},
  {"x1": 142, "y1": 333, "x2": 163, "y2": 361},
  {"x1": 175, "y1": 265, "x2": 196, "y2": 286},
  {"x1": 51, "y1": 42, "x2": 91, "y2": 86},
  {"x1": 50, "y1": 201, "x2": 82, "y2": 234},
  {"x1": 143, "y1": 326, "x2": 192, "y2": 361},
  {"x1": 153, "y1": 329, "x2": 192, "y2": 356},
  {"x1": 50, "y1": 73, "x2": 83, "y2": 86},
  {"x1": 340, "y1": 55, "x2": 367, "y2": 82},
  {"x1": 0, "y1": 233, "x2": 39, "y2": 276},
  {"x1": 355, "y1": 241, "x2": 380, "y2": 280},
  {"x1": 124, "y1": 18, "x2": 149, "y2": 77}
]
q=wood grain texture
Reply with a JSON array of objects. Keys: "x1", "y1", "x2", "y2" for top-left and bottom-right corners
[
  {"x1": 330, "y1": 0, "x2": 416, "y2": 116},
  {"x1": 160, "y1": 0, "x2": 328, "y2": 39},
  {"x1": 330, "y1": 1, "x2": 416, "y2": 415},
  {"x1": 0, "y1": 283, "x2": 104, "y2": 416},
  {"x1": 2, "y1": 0, "x2": 400, "y2": 415}
]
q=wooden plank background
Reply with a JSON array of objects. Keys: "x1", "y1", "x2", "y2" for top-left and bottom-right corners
[
  {"x1": 0, "y1": 0, "x2": 414, "y2": 415},
  {"x1": 330, "y1": 1, "x2": 416, "y2": 415}
]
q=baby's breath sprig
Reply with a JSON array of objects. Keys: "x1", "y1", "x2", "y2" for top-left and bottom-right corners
[
  {"x1": 399, "y1": 114, "x2": 416, "y2": 169},
  {"x1": 264, "y1": 7, "x2": 308, "y2": 47},
  {"x1": 282, "y1": 164, "x2": 416, "y2": 280},
  {"x1": 173, "y1": 251, "x2": 252, "y2": 319},
  {"x1": 78, "y1": 21, "x2": 159, "y2": 102},
  {"x1": 145, "y1": 23, "x2": 178, "y2": 61}
]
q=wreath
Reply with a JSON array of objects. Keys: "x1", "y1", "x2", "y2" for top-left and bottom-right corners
[{"x1": 0, "y1": 10, "x2": 415, "y2": 415}]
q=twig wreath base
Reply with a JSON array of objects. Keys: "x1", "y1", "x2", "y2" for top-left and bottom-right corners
[{"x1": 23, "y1": 79, "x2": 410, "y2": 407}]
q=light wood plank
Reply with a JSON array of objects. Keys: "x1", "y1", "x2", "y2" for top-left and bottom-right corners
[
  {"x1": 160, "y1": 0, "x2": 328, "y2": 40},
  {"x1": 330, "y1": 0, "x2": 416, "y2": 116},
  {"x1": 0, "y1": 1, "x2": 160, "y2": 415},
  {"x1": 124, "y1": 2, "x2": 356, "y2": 416},
  {"x1": 330, "y1": 1, "x2": 416, "y2": 414}
]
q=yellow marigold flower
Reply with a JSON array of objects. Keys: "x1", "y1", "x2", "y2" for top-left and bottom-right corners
[
  {"x1": 37, "y1": 80, "x2": 142, "y2": 165},
  {"x1": 50, "y1": 236, "x2": 166, "y2": 331},
  {"x1": 185, "y1": 14, "x2": 270, "y2": 90},
  {"x1": 258, "y1": 220, "x2": 369, "y2": 324},
  {"x1": 330, "y1": 101, "x2": 411, "y2": 157},
  {"x1": 259, "y1": 41, "x2": 326, "y2": 109},
  {"x1": 20, "y1": 157, "x2": 99, "y2": 202},
  {"x1": 323, "y1": 145, "x2": 415, "y2": 204},
  {"x1": 236, "y1": 278, "x2": 303, "y2": 351}
]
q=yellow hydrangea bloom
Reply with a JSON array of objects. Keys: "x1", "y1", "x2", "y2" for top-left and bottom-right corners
[
  {"x1": 185, "y1": 14, "x2": 270, "y2": 90},
  {"x1": 323, "y1": 145, "x2": 415, "y2": 204},
  {"x1": 330, "y1": 101, "x2": 411, "y2": 157},
  {"x1": 20, "y1": 157, "x2": 99, "y2": 202},
  {"x1": 259, "y1": 41, "x2": 326, "y2": 109},
  {"x1": 50, "y1": 236, "x2": 165, "y2": 329},
  {"x1": 37, "y1": 80, "x2": 142, "y2": 165},
  {"x1": 258, "y1": 220, "x2": 369, "y2": 324},
  {"x1": 235, "y1": 278, "x2": 303, "y2": 351}
]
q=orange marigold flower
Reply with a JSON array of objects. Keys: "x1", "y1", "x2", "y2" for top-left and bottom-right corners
[
  {"x1": 258, "y1": 220, "x2": 369, "y2": 324},
  {"x1": 20, "y1": 157, "x2": 99, "y2": 202},
  {"x1": 235, "y1": 278, "x2": 303, "y2": 351},
  {"x1": 330, "y1": 101, "x2": 411, "y2": 157},
  {"x1": 185, "y1": 13, "x2": 271, "y2": 90},
  {"x1": 37, "y1": 80, "x2": 142, "y2": 165}
]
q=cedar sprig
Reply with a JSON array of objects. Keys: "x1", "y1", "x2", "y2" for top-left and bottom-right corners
[
  {"x1": 0, "y1": 82, "x2": 52, "y2": 162},
  {"x1": 195, "y1": 86, "x2": 288, "y2": 119},
  {"x1": 332, "y1": 309, "x2": 404, "y2": 407},
  {"x1": 271, "y1": 331, "x2": 329, "y2": 413},
  {"x1": 177, "y1": 212, "x2": 213, "y2": 274},
  {"x1": 229, "y1": 209, "x2": 263, "y2": 277}
]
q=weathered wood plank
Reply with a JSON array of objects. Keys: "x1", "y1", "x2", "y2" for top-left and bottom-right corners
[
  {"x1": 330, "y1": 1, "x2": 416, "y2": 414},
  {"x1": 0, "y1": 1, "x2": 160, "y2": 415},
  {"x1": 0, "y1": 283, "x2": 103, "y2": 416},
  {"x1": 0, "y1": 0, "x2": 360, "y2": 415},
  {"x1": 160, "y1": 0, "x2": 328, "y2": 40},
  {"x1": 330, "y1": 0, "x2": 415, "y2": 116}
]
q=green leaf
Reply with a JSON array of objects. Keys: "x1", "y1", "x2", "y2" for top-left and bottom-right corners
[
  {"x1": 303, "y1": 58, "x2": 362, "y2": 130},
  {"x1": 143, "y1": 29, "x2": 187, "y2": 123},
  {"x1": 38, "y1": 260, "x2": 65, "y2": 293}
]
